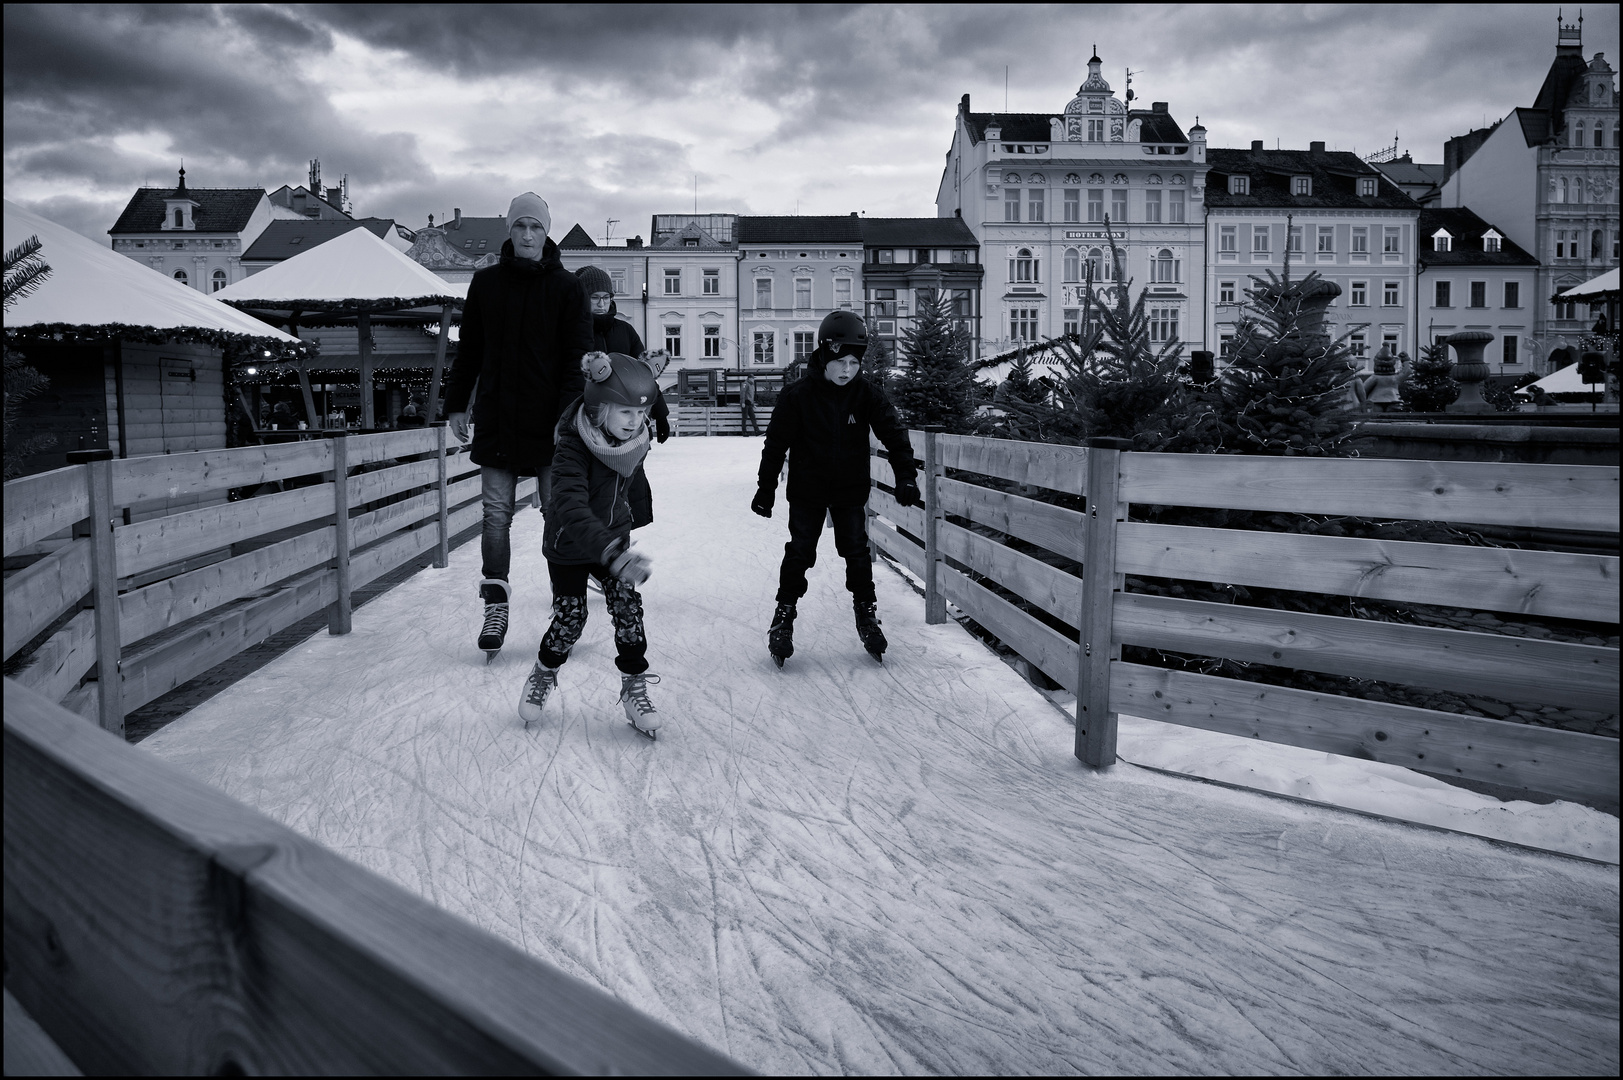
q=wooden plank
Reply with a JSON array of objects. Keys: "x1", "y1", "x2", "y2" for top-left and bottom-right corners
[
  {"x1": 1119, "y1": 454, "x2": 1620, "y2": 533},
  {"x1": 352, "y1": 491, "x2": 440, "y2": 550},
  {"x1": 8, "y1": 609, "x2": 97, "y2": 706},
  {"x1": 868, "y1": 517, "x2": 928, "y2": 582},
  {"x1": 112, "y1": 441, "x2": 333, "y2": 505},
  {"x1": 936, "y1": 476, "x2": 1085, "y2": 562},
  {"x1": 446, "y1": 500, "x2": 485, "y2": 539},
  {"x1": 4, "y1": 985, "x2": 83, "y2": 1076},
  {"x1": 115, "y1": 483, "x2": 334, "y2": 580},
  {"x1": 1111, "y1": 662, "x2": 1620, "y2": 807},
  {"x1": 3, "y1": 540, "x2": 92, "y2": 663},
  {"x1": 82, "y1": 457, "x2": 123, "y2": 736},
  {"x1": 1113, "y1": 592, "x2": 1620, "y2": 713},
  {"x1": 118, "y1": 528, "x2": 336, "y2": 647},
  {"x1": 937, "y1": 518, "x2": 1081, "y2": 628},
  {"x1": 446, "y1": 473, "x2": 482, "y2": 511},
  {"x1": 867, "y1": 485, "x2": 926, "y2": 537},
  {"x1": 348, "y1": 427, "x2": 438, "y2": 466},
  {"x1": 1116, "y1": 522, "x2": 1621, "y2": 624},
  {"x1": 1077, "y1": 440, "x2": 1128, "y2": 767},
  {"x1": 348, "y1": 458, "x2": 440, "y2": 507},
  {"x1": 3, "y1": 465, "x2": 88, "y2": 556},
  {"x1": 351, "y1": 521, "x2": 438, "y2": 591},
  {"x1": 935, "y1": 433, "x2": 1090, "y2": 496},
  {"x1": 446, "y1": 454, "x2": 480, "y2": 483},
  {"x1": 938, "y1": 564, "x2": 1080, "y2": 695},
  {"x1": 329, "y1": 437, "x2": 351, "y2": 637},
  {"x1": 3, "y1": 678, "x2": 748, "y2": 1076}
]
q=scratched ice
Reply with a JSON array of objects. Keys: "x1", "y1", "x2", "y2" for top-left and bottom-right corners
[{"x1": 145, "y1": 438, "x2": 1620, "y2": 1075}]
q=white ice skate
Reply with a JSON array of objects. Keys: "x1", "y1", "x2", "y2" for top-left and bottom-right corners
[
  {"x1": 519, "y1": 661, "x2": 560, "y2": 728},
  {"x1": 620, "y1": 672, "x2": 663, "y2": 739}
]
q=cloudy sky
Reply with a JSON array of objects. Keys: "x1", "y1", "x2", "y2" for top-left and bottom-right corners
[{"x1": 5, "y1": 4, "x2": 1616, "y2": 246}]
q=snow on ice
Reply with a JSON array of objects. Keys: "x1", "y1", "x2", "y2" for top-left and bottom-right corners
[{"x1": 144, "y1": 437, "x2": 1620, "y2": 1075}]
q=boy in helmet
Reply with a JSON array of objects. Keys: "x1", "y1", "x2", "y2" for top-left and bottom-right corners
[
  {"x1": 520, "y1": 351, "x2": 665, "y2": 736},
  {"x1": 752, "y1": 311, "x2": 920, "y2": 666}
]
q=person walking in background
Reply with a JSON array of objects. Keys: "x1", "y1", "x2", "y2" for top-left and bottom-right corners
[
  {"x1": 740, "y1": 374, "x2": 761, "y2": 436},
  {"x1": 444, "y1": 191, "x2": 592, "y2": 660}
]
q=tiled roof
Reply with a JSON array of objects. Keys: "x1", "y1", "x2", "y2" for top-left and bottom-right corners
[
  {"x1": 558, "y1": 223, "x2": 597, "y2": 249},
  {"x1": 1418, "y1": 208, "x2": 1538, "y2": 267},
  {"x1": 437, "y1": 215, "x2": 510, "y2": 255},
  {"x1": 1524, "y1": 51, "x2": 1590, "y2": 145},
  {"x1": 109, "y1": 186, "x2": 266, "y2": 234},
  {"x1": 1374, "y1": 158, "x2": 1444, "y2": 187},
  {"x1": 858, "y1": 217, "x2": 978, "y2": 246},
  {"x1": 242, "y1": 218, "x2": 395, "y2": 262},
  {"x1": 736, "y1": 215, "x2": 864, "y2": 245},
  {"x1": 1130, "y1": 110, "x2": 1187, "y2": 144},
  {"x1": 1204, "y1": 148, "x2": 1419, "y2": 211}
]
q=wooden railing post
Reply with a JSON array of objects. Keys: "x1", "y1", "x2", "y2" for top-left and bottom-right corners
[
  {"x1": 329, "y1": 433, "x2": 352, "y2": 635},
  {"x1": 923, "y1": 426, "x2": 947, "y2": 624},
  {"x1": 66, "y1": 450, "x2": 123, "y2": 737},
  {"x1": 1077, "y1": 437, "x2": 1130, "y2": 767},
  {"x1": 432, "y1": 421, "x2": 450, "y2": 569}
]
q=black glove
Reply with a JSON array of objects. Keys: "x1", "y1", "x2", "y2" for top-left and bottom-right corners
[
  {"x1": 656, "y1": 416, "x2": 671, "y2": 444},
  {"x1": 751, "y1": 487, "x2": 774, "y2": 518},
  {"x1": 894, "y1": 477, "x2": 921, "y2": 508}
]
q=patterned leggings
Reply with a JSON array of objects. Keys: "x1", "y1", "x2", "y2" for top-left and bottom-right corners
[{"x1": 539, "y1": 561, "x2": 648, "y2": 674}]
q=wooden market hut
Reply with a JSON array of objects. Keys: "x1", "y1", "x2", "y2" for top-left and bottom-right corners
[
  {"x1": 3, "y1": 199, "x2": 305, "y2": 488},
  {"x1": 213, "y1": 228, "x2": 464, "y2": 430}
]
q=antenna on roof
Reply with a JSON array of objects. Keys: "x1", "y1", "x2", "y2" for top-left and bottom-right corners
[
  {"x1": 1125, "y1": 67, "x2": 1142, "y2": 104},
  {"x1": 1005, "y1": 65, "x2": 1008, "y2": 112},
  {"x1": 605, "y1": 218, "x2": 619, "y2": 245}
]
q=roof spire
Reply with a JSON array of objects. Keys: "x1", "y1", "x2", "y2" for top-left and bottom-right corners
[{"x1": 177, "y1": 163, "x2": 186, "y2": 193}]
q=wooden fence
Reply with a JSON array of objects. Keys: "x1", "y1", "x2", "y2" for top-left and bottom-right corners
[
  {"x1": 672, "y1": 404, "x2": 773, "y2": 436},
  {"x1": 3, "y1": 677, "x2": 748, "y2": 1074},
  {"x1": 868, "y1": 430, "x2": 1620, "y2": 805},
  {"x1": 2, "y1": 424, "x2": 531, "y2": 737}
]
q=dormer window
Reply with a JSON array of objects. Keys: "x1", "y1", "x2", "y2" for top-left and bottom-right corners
[
  {"x1": 1228, "y1": 175, "x2": 1249, "y2": 195},
  {"x1": 1483, "y1": 231, "x2": 1502, "y2": 253},
  {"x1": 1292, "y1": 176, "x2": 1312, "y2": 196},
  {"x1": 1432, "y1": 230, "x2": 1452, "y2": 253},
  {"x1": 1358, "y1": 177, "x2": 1378, "y2": 197}
]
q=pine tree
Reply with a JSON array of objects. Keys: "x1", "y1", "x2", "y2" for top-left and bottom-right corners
[
  {"x1": 1398, "y1": 340, "x2": 1460, "y2": 412},
  {"x1": 4, "y1": 235, "x2": 56, "y2": 478},
  {"x1": 1003, "y1": 351, "x2": 1048, "y2": 405},
  {"x1": 889, "y1": 288, "x2": 974, "y2": 432}
]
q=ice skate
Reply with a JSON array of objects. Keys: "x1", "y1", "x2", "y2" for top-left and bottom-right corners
[
  {"x1": 518, "y1": 660, "x2": 560, "y2": 727},
  {"x1": 854, "y1": 599, "x2": 886, "y2": 663},
  {"x1": 620, "y1": 672, "x2": 663, "y2": 738},
  {"x1": 478, "y1": 578, "x2": 510, "y2": 662},
  {"x1": 768, "y1": 601, "x2": 797, "y2": 668}
]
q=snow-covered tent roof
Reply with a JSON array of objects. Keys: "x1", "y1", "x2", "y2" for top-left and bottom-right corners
[
  {"x1": 214, "y1": 226, "x2": 465, "y2": 322},
  {"x1": 1555, "y1": 267, "x2": 1620, "y2": 301},
  {"x1": 1521, "y1": 361, "x2": 1605, "y2": 395},
  {"x1": 4, "y1": 199, "x2": 302, "y2": 355}
]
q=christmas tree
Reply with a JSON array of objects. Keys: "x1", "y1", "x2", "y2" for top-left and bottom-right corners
[
  {"x1": 1398, "y1": 340, "x2": 1460, "y2": 412},
  {"x1": 1002, "y1": 350, "x2": 1049, "y2": 406},
  {"x1": 889, "y1": 287, "x2": 974, "y2": 433}
]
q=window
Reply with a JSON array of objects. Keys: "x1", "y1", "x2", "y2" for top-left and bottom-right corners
[
  {"x1": 1502, "y1": 335, "x2": 1519, "y2": 365},
  {"x1": 1111, "y1": 189, "x2": 1127, "y2": 223},
  {"x1": 834, "y1": 277, "x2": 851, "y2": 308},
  {"x1": 1010, "y1": 308, "x2": 1038, "y2": 341},
  {"x1": 1358, "y1": 177, "x2": 1378, "y2": 197},
  {"x1": 1434, "y1": 280, "x2": 1451, "y2": 307},
  {"x1": 211, "y1": 269, "x2": 227, "y2": 292},
  {"x1": 1469, "y1": 281, "x2": 1486, "y2": 308},
  {"x1": 1351, "y1": 226, "x2": 1369, "y2": 254},
  {"x1": 1558, "y1": 178, "x2": 1568, "y2": 204},
  {"x1": 1350, "y1": 332, "x2": 1367, "y2": 358},
  {"x1": 1219, "y1": 331, "x2": 1235, "y2": 357},
  {"x1": 1229, "y1": 175, "x2": 1249, "y2": 195},
  {"x1": 1063, "y1": 247, "x2": 1080, "y2": 282},
  {"x1": 664, "y1": 325, "x2": 683, "y2": 357},
  {"x1": 1383, "y1": 332, "x2": 1400, "y2": 354},
  {"x1": 703, "y1": 268, "x2": 719, "y2": 295},
  {"x1": 1383, "y1": 227, "x2": 1401, "y2": 255},
  {"x1": 951, "y1": 289, "x2": 972, "y2": 318},
  {"x1": 1593, "y1": 230, "x2": 1604, "y2": 260},
  {"x1": 1027, "y1": 188, "x2": 1044, "y2": 222},
  {"x1": 1086, "y1": 247, "x2": 1108, "y2": 281},
  {"x1": 1596, "y1": 125, "x2": 1606, "y2": 148},
  {"x1": 1219, "y1": 225, "x2": 1237, "y2": 253},
  {"x1": 877, "y1": 249, "x2": 894, "y2": 263},
  {"x1": 1433, "y1": 232, "x2": 1451, "y2": 253},
  {"x1": 950, "y1": 249, "x2": 971, "y2": 264},
  {"x1": 1503, "y1": 281, "x2": 1520, "y2": 308},
  {"x1": 1483, "y1": 234, "x2": 1501, "y2": 253},
  {"x1": 704, "y1": 325, "x2": 722, "y2": 358},
  {"x1": 1149, "y1": 307, "x2": 1178, "y2": 343},
  {"x1": 174, "y1": 208, "x2": 184, "y2": 227},
  {"x1": 1350, "y1": 281, "x2": 1367, "y2": 306},
  {"x1": 663, "y1": 268, "x2": 681, "y2": 295},
  {"x1": 1383, "y1": 280, "x2": 1400, "y2": 306},
  {"x1": 1144, "y1": 189, "x2": 1162, "y2": 223},
  {"x1": 1219, "y1": 281, "x2": 1236, "y2": 304},
  {"x1": 1292, "y1": 176, "x2": 1312, "y2": 196},
  {"x1": 1152, "y1": 248, "x2": 1178, "y2": 283},
  {"x1": 610, "y1": 269, "x2": 627, "y2": 294},
  {"x1": 793, "y1": 331, "x2": 815, "y2": 364},
  {"x1": 1063, "y1": 188, "x2": 1080, "y2": 222},
  {"x1": 1573, "y1": 122, "x2": 1584, "y2": 147},
  {"x1": 1288, "y1": 225, "x2": 1304, "y2": 253},
  {"x1": 1063, "y1": 308, "x2": 1081, "y2": 336},
  {"x1": 1010, "y1": 248, "x2": 1037, "y2": 283},
  {"x1": 752, "y1": 330, "x2": 775, "y2": 366},
  {"x1": 1005, "y1": 188, "x2": 1021, "y2": 221},
  {"x1": 1088, "y1": 118, "x2": 1105, "y2": 142},
  {"x1": 1252, "y1": 225, "x2": 1270, "y2": 253},
  {"x1": 1087, "y1": 188, "x2": 1104, "y2": 222},
  {"x1": 1317, "y1": 226, "x2": 1334, "y2": 253},
  {"x1": 1169, "y1": 189, "x2": 1185, "y2": 223},
  {"x1": 754, "y1": 278, "x2": 772, "y2": 310},
  {"x1": 173, "y1": 269, "x2": 188, "y2": 286},
  {"x1": 794, "y1": 277, "x2": 812, "y2": 310}
]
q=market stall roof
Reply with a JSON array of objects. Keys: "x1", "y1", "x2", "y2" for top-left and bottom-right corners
[
  {"x1": 1554, "y1": 267, "x2": 1619, "y2": 301},
  {"x1": 1521, "y1": 361, "x2": 1601, "y2": 395},
  {"x1": 4, "y1": 199, "x2": 302, "y2": 353},
  {"x1": 214, "y1": 225, "x2": 465, "y2": 323}
]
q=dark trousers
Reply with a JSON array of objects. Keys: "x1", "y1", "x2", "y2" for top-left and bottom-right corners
[
  {"x1": 539, "y1": 561, "x2": 648, "y2": 674},
  {"x1": 740, "y1": 401, "x2": 761, "y2": 435},
  {"x1": 777, "y1": 503, "x2": 874, "y2": 605}
]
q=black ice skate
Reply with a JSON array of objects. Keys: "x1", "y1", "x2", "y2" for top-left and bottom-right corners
[
  {"x1": 478, "y1": 578, "x2": 510, "y2": 662},
  {"x1": 854, "y1": 599, "x2": 886, "y2": 663},
  {"x1": 519, "y1": 660, "x2": 559, "y2": 727},
  {"x1": 768, "y1": 601, "x2": 797, "y2": 668},
  {"x1": 620, "y1": 672, "x2": 663, "y2": 739}
]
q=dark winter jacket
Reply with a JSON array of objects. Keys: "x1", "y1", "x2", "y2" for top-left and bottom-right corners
[
  {"x1": 444, "y1": 237, "x2": 591, "y2": 476},
  {"x1": 542, "y1": 400, "x2": 653, "y2": 565},
  {"x1": 590, "y1": 300, "x2": 665, "y2": 526},
  {"x1": 758, "y1": 350, "x2": 917, "y2": 507}
]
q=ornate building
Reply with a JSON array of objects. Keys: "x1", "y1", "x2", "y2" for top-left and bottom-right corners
[
  {"x1": 735, "y1": 216, "x2": 865, "y2": 371},
  {"x1": 108, "y1": 167, "x2": 274, "y2": 294},
  {"x1": 936, "y1": 51, "x2": 1208, "y2": 356}
]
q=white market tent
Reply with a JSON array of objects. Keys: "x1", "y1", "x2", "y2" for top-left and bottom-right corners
[
  {"x1": 1556, "y1": 267, "x2": 1619, "y2": 300},
  {"x1": 1523, "y1": 361, "x2": 1601, "y2": 395},
  {"x1": 214, "y1": 227, "x2": 465, "y2": 427}
]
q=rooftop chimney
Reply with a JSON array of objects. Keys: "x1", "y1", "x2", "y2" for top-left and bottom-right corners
[
  {"x1": 1310, "y1": 140, "x2": 1326, "y2": 154},
  {"x1": 1152, "y1": 102, "x2": 1168, "y2": 114},
  {"x1": 626, "y1": 236, "x2": 643, "y2": 249},
  {"x1": 452, "y1": 208, "x2": 462, "y2": 228},
  {"x1": 1252, "y1": 140, "x2": 1264, "y2": 152},
  {"x1": 960, "y1": 93, "x2": 970, "y2": 114}
]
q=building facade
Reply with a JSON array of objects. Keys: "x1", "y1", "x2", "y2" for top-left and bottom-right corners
[
  {"x1": 556, "y1": 224, "x2": 653, "y2": 356},
  {"x1": 1436, "y1": 17, "x2": 1618, "y2": 370},
  {"x1": 858, "y1": 217, "x2": 983, "y2": 359},
  {"x1": 735, "y1": 216, "x2": 866, "y2": 371},
  {"x1": 936, "y1": 52, "x2": 1209, "y2": 357},
  {"x1": 640, "y1": 215, "x2": 740, "y2": 370},
  {"x1": 402, "y1": 209, "x2": 510, "y2": 283},
  {"x1": 1203, "y1": 143, "x2": 1422, "y2": 367},
  {"x1": 108, "y1": 168, "x2": 274, "y2": 294},
  {"x1": 1418, "y1": 207, "x2": 1540, "y2": 376}
]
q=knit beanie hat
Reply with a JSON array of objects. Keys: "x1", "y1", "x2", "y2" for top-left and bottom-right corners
[
  {"x1": 506, "y1": 192, "x2": 551, "y2": 236},
  {"x1": 576, "y1": 265, "x2": 614, "y2": 296}
]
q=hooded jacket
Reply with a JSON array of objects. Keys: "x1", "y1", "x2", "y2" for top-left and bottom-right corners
[
  {"x1": 758, "y1": 347, "x2": 917, "y2": 507},
  {"x1": 444, "y1": 237, "x2": 592, "y2": 476},
  {"x1": 542, "y1": 399, "x2": 653, "y2": 565}
]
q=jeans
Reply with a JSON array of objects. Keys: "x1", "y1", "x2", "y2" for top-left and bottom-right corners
[
  {"x1": 777, "y1": 503, "x2": 874, "y2": 604},
  {"x1": 741, "y1": 401, "x2": 760, "y2": 435},
  {"x1": 480, "y1": 465, "x2": 551, "y2": 582}
]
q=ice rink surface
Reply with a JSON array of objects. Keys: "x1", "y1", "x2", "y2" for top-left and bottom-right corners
[{"x1": 145, "y1": 437, "x2": 1619, "y2": 1075}]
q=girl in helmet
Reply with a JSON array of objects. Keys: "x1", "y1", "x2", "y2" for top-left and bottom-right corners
[{"x1": 520, "y1": 351, "x2": 665, "y2": 736}]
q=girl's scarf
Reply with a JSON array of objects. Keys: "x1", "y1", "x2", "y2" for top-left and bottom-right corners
[{"x1": 575, "y1": 407, "x2": 650, "y2": 478}]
